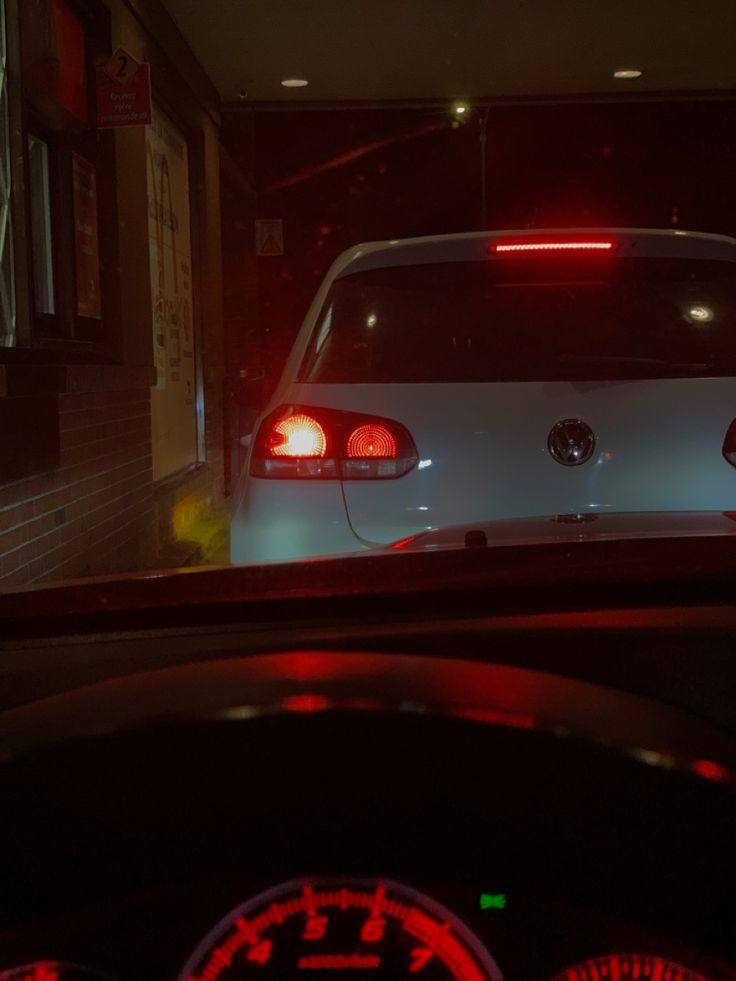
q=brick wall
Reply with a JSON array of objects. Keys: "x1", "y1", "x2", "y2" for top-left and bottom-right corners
[
  {"x1": 0, "y1": 387, "x2": 157, "y2": 587},
  {"x1": 0, "y1": 1, "x2": 226, "y2": 590}
]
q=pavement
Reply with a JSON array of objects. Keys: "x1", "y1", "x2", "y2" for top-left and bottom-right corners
[
  {"x1": 205, "y1": 509, "x2": 231, "y2": 565},
  {"x1": 155, "y1": 505, "x2": 231, "y2": 570}
]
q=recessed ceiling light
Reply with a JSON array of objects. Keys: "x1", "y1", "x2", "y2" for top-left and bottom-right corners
[
  {"x1": 282, "y1": 77, "x2": 309, "y2": 88},
  {"x1": 687, "y1": 305, "x2": 714, "y2": 324},
  {"x1": 613, "y1": 68, "x2": 643, "y2": 80}
]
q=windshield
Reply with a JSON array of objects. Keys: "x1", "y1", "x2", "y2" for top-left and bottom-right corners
[
  {"x1": 300, "y1": 258, "x2": 736, "y2": 383},
  {"x1": 2, "y1": 2, "x2": 736, "y2": 591},
  {"x1": 6, "y1": 11, "x2": 736, "y2": 981}
]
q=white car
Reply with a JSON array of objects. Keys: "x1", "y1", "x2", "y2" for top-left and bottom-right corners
[{"x1": 232, "y1": 228, "x2": 736, "y2": 564}]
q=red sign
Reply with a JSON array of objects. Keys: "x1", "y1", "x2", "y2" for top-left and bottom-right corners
[
  {"x1": 72, "y1": 154, "x2": 101, "y2": 319},
  {"x1": 51, "y1": 0, "x2": 88, "y2": 122},
  {"x1": 96, "y1": 48, "x2": 152, "y2": 128}
]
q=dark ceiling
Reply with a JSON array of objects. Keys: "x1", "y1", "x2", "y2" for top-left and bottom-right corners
[{"x1": 161, "y1": 0, "x2": 736, "y2": 106}]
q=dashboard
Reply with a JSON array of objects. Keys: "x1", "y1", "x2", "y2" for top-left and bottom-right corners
[{"x1": 2, "y1": 676, "x2": 735, "y2": 981}]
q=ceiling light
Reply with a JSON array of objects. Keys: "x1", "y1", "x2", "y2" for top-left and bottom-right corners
[
  {"x1": 613, "y1": 68, "x2": 642, "y2": 80},
  {"x1": 452, "y1": 101, "x2": 470, "y2": 116},
  {"x1": 687, "y1": 305, "x2": 714, "y2": 324},
  {"x1": 282, "y1": 76, "x2": 309, "y2": 88}
]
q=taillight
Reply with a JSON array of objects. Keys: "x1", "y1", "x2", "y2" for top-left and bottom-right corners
[
  {"x1": 723, "y1": 420, "x2": 736, "y2": 467},
  {"x1": 269, "y1": 414, "x2": 327, "y2": 458},
  {"x1": 489, "y1": 238, "x2": 618, "y2": 254},
  {"x1": 346, "y1": 424, "x2": 397, "y2": 459},
  {"x1": 250, "y1": 406, "x2": 418, "y2": 480}
]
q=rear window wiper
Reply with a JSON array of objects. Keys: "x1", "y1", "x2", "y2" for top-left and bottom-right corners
[{"x1": 557, "y1": 353, "x2": 715, "y2": 372}]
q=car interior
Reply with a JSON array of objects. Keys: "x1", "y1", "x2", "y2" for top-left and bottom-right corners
[{"x1": 2, "y1": 542, "x2": 735, "y2": 981}]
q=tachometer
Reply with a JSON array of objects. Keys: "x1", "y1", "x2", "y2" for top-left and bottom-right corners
[
  {"x1": 177, "y1": 877, "x2": 503, "y2": 981},
  {"x1": 551, "y1": 953, "x2": 709, "y2": 980}
]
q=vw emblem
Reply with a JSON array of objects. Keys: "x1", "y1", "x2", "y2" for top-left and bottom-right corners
[{"x1": 547, "y1": 419, "x2": 596, "y2": 466}]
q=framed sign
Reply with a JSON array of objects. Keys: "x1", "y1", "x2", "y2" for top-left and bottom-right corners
[
  {"x1": 146, "y1": 107, "x2": 197, "y2": 480},
  {"x1": 72, "y1": 153, "x2": 101, "y2": 318},
  {"x1": 96, "y1": 48, "x2": 152, "y2": 129}
]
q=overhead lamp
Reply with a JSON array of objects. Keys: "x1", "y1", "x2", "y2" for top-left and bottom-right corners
[
  {"x1": 282, "y1": 77, "x2": 309, "y2": 88},
  {"x1": 613, "y1": 68, "x2": 642, "y2": 80},
  {"x1": 687, "y1": 305, "x2": 714, "y2": 324},
  {"x1": 452, "y1": 100, "x2": 470, "y2": 116}
]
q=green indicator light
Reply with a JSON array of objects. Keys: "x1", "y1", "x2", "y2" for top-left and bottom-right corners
[{"x1": 480, "y1": 893, "x2": 507, "y2": 911}]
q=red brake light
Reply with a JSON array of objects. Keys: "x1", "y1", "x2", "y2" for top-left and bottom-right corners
[
  {"x1": 489, "y1": 239, "x2": 617, "y2": 254},
  {"x1": 347, "y1": 424, "x2": 398, "y2": 459},
  {"x1": 269, "y1": 414, "x2": 327, "y2": 458},
  {"x1": 250, "y1": 407, "x2": 418, "y2": 480}
]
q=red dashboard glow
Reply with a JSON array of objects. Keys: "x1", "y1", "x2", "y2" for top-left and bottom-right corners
[
  {"x1": 1, "y1": 966, "x2": 59, "y2": 981},
  {"x1": 690, "y1": 758, "x2": 729, "y2": 783},
  {"x1": 177, "y1": 878, "x2": 503, "y2": 981},
  {"x1": 0, "y1": 965, "x2": 108, "y2": 981},
  {"x1": 552, "y1": 953, "x2": 708, "y2": 981},
  {"x1": 280, "y1": 693, "x2": 332, "y2": 714}
]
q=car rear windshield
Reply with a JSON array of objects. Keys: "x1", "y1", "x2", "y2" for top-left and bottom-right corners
[{"x1": 298, "y1": 256, "x2": 736, "y2": 383}]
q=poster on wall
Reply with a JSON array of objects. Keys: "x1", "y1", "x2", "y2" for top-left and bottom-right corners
[
  {"x1": 146, "y1": 106, "x2": 198, "y2": 481},
  {"x1": 72, "y1": 153, "x2": 101, "y2": 318}
]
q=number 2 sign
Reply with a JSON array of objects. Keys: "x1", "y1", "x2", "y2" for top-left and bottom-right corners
[{"x1": 96, "y1": 48, "x2": 152, "y2": 129}]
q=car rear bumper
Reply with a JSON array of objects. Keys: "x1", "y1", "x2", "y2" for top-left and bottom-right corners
[{"x1": 230, "y1": 477, "x2": 366, "y2": 564}]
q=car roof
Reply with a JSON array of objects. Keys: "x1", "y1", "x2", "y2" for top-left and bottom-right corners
[{"x1": 332, "y1": 227, "x2": 736, "y2": 279}]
